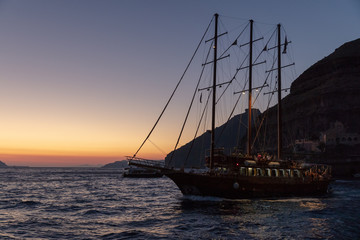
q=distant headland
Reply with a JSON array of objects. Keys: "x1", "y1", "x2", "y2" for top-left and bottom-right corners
[
  {"x1": 101, "y1": 160, "x2": 128, "y2": 168},
  {"x1": 0, "y1": 160, "x2": 7, "y2": 168}
]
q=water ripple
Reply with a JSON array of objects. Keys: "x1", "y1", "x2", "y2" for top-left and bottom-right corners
[{"x1": 0, "y1": 168, "x2": 359, "y2": 239}]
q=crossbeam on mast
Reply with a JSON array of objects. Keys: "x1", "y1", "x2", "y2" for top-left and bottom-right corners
[
  {"x1": 205, "y1": 32, "x2": 228, "y2": 43},
  {"x1": 265, "y1": 63, "x2": 295, "y2": 73},
  {"x1": 237, "y1": 60, "x2": 266, "y2": 71},
  {"x1": 239, "y1": 37, "x2": 264, "y2": 47},
  {"x1": 263, "y1": 87, "x2": 290, "y2": 95},
  {"x1": 267, "y1": 41, "x2": 292, "y2": 51},
  {"x1": 234, "y1": 84, "x2": 269, "y2": 95},
  {"x1": 198, "y1": 80, "x2": 232, "y2": 92},
  {"x1": 202, "y1": 54, "x2": 230, "y2": 66}
]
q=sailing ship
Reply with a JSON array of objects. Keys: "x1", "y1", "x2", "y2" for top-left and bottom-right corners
[{"x1": 127, "y1": 14, "x2": 331, "y2": 199}]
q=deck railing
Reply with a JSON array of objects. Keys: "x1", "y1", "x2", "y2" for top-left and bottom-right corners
[{"x1": 126, "y1": 156, "x2": 167, "y2": 171}]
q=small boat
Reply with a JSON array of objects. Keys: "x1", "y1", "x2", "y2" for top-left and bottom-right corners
[
  {"x1": 123, "y1": 166, "x2": 163, "y2": 178},
  {"x1": 128, "y1": 13, "x2": 331, "y2": 198}
]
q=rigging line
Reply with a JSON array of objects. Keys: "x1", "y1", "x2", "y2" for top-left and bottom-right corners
[
  {"x1": 219, "y1": 22, "x2": 250, "y2": 58},
  {"x1": 216, "y1": 52, "x2": 249, "y2": 104},
  {"x1": 261, "y1": 73, "x2": 277, "y2": 149},
  {"x1": 169, "y1": 42, "x2": 213, "y2": 165},
  {"x1": 216, "y1": 73, "x2": 249, "y2": 144},
  {"x1": 253, "y1": 19, "x2": 279, "y2": 26},
  {"x1": 184, "y1": 88, "x2": 213, "y2": 166},
  {"x1": 132, "y1": 16, "x2": 214, "y2": 158},
  {"x1": 235, "y1": 73, "x2": 250, "y2": 147},
  {"x1": 251, "y1": 45, "x2": 278, "y2": 149},
  {"x1": 252, "y1": 55, "x2": 276, "y2": 105},
  {"x1": 251, "y1": 108, "x2": 270, "y2": 152},
  {"x1": 252, "y1": 26, "x2": 276, "y2": 65},
  {"x1": 252, "y1": 71, "x2": 277, "y2": 150},
  {"x1": 252, "y1": 112, "x2": 268, "y2": 152},
  {"x1": 262, "y1": 113, "x2": 269, "y2": 150},
  {"x1": 214, "y1": 53, "x2": 250, "y2": 143},
  {"x1": 215, "y1": 75, "x2": 248, "y2": 145},
  {"x1": 148, "y1": 139, "x2": 167, "y2": 155},
  {"x1": 252, "y1": 47, "x2": 265, "y2": 66},
  {"x1": 251, "y1": 69, "x2": 275, "y2": 146},
  {"x1": 220, "y1": 14, "x2": 249, "y2": 22},
  {"x1": 263, "y1": 26, "x2": 277, "y2": 51}
]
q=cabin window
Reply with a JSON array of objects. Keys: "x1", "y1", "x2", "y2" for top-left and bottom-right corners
[
  {"x1": 286, "y1": 169, "x2": 292, "y2": 177},
  {"x1": 248, "y1": 168, "x2": 253, "y2": 176},
  {"x1": 265, "y1": 168, "x2": 271, "y2": 177},
  {"x1": 240, "y1": 167, "x2": 246, "y2": 175},
  {"x1": 256, "y1": 168, "x2": 263, "y2": 176},
  {"x1": 279, "y1": 169, "x2": 285, "y2": 177},
  {"x1": 294, "y1": 170, "x2": 300, "y2": 178},
  {"x1": 272, "y1": 169, "x2": 278, "y2": 177}
]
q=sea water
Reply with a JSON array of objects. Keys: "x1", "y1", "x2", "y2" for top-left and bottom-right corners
[{"x1": 0, "y1": 167, "x2": 359, "y2": 239}]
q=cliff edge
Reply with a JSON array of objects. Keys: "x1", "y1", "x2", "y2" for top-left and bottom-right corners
[{"x1": 261, "y1": 38, "x2": 360, "y2": 150}]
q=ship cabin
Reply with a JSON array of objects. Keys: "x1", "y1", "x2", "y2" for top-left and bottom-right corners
[{"x1": 205, "y1": 148, "x2": 330, "y2": 180}]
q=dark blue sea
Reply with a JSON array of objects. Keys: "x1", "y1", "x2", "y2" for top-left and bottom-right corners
[{"x1": 0, "y1": 168, "x2": 359, "y2": 240}]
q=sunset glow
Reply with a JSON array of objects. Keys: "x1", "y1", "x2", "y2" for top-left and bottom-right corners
[{"x1": 0, "y1": 0, "x2": 358, "y2": 166}]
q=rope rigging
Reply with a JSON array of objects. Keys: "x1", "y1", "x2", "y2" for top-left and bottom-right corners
[
  {"x1": 168, "y1": 41, "x2": 213, "y2": 165},
  {"x1": 132, "y1": 15, "x2": 297, "y2": 164},
  {"x1": 184, "y1": 88, "x2": 212, "y2": 167},
  {"x1": 132, "y1": 16, "x2": 214, "y2": 158},
  {"x1": 214, "y1": 23, "x2": 269, "y2": 147}
]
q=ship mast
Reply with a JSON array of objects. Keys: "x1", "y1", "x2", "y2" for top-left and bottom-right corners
[
  {"x1": 247, "y1": 20, "x2": 254, "y2": 156},
  {"x1": 265, "y1": 24, "x2": 294, "y2": 159},
  {"x1": 277, "y1": 24, "x2": 282, "y2": 160},
  {"x1": 210, "y1": 13, "x2": 218, "y2": 170}
]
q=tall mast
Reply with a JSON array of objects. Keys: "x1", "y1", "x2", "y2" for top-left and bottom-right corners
[
  {"x1": 210, "y1": 13, "x2": 218, "y2": 170},
  {"x1": 277, "y1": 24, "x2": 282, "y2": 160},
  {"x1": 247, "y1": 19, "x2": 254, "y2": 156}
]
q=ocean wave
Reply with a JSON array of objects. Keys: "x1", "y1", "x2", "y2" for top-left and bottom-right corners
[{"x1": 0, "y1": 168, "x2": 358, "y2": 239}]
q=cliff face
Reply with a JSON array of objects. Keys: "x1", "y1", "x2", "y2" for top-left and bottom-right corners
[
  {"x1": 165, "y1": 38, "x2": 360, "y2": 168},
  {"x1": 165, "y1": 109, "x2": 261, "y2": 168},
  {"x1": 262, "y1": 38, "x2": 360, "y2": 149}
]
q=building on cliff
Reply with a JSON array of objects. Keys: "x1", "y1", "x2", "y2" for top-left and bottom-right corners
[
  {"x1": 257, "y1": 38, "x2": 360, "y2": 158},
  {"x1": 323, "y1": 121, "x2": 360, "y2": 146}
]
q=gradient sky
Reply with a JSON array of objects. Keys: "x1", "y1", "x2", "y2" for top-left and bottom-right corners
[{"x1": 0, "y1": 0, "x2": 359, "y2": 167}]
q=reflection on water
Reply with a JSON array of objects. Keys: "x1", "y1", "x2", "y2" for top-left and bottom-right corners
[
  {"x1": 176, "y1": 192, "x2": 358, "y2": 240},
  {"x1": 300, "y1": 199, "x2": 327, "y2": 211},
  {"x1": 0, "y1": 168, "x2": 359, "y2": 239}
]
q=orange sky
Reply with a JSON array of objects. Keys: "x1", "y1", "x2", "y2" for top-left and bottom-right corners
[
  {"x1": 0, "y1": 122, "x2": 179, "y2": 167},
  {"x1": 0, "y1": 101, "x2": 195, "y2": 166},
  {"x1": 0, "y1": 1, "x2": 358, "y2": 167},
  {"x1": 0, "y1": 153, "x2": 165, "y2": 167}
]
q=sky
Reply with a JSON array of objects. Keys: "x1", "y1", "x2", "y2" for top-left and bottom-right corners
[{"x1": 0, "y1": 0, "x2": 359, "y2": 167}]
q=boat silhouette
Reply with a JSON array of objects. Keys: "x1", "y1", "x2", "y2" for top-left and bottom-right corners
[{"x1": 128, "y1": 14, "x2": 331, "y2": 199}]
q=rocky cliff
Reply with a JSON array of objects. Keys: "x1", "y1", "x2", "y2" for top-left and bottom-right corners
[
  {"x1": 259, "y1": 38, "x2": 360, "y2": 152},
  {"x1": 165, "y1": 38, "x2": 360, "y2": 168},
  {"x1": 165, "y1": 109, "x2": 261, "y2": 168}
]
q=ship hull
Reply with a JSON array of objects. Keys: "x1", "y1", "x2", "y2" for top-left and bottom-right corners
[{"x1": 165, "y1": 171, "x2": 330, "y2": 199}]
